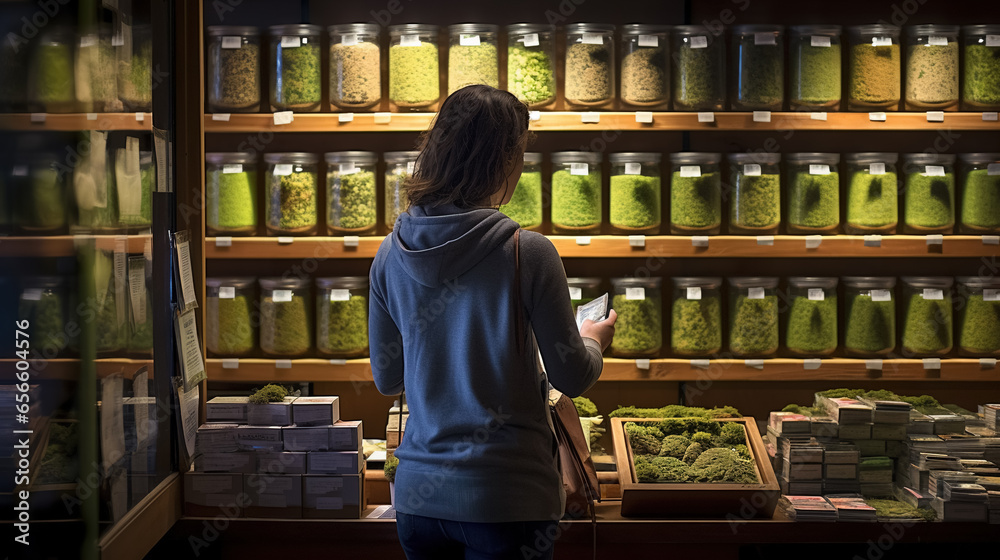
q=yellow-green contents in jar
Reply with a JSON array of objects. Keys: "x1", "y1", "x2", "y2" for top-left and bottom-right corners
[
  {"x1": 671, "y1": 296, "x2": 721, "y2": 355},
  {"x1": 906, "y1": 43, "x2": 958, "y2": 105},
  {"x1": 551, "y1": 169, "x2": 600, "y2": 228},
  {"x1": 847, "y1": 171, "x2": 897, "y2": 229},
  {"x1": 215, "y1": 42, "x2": 259, "y2": 110},
  {"x1": 729, "y1": 295, "x2": 778, "y2": 355},
  {"x1": 732, "y1": 174, "x2": 780, "y2": 229},
  {"x1": 276, "y1": 42, "x2": 321, "y2": 107},
  {"x1": 611, "y1": 294, "x2": 662, "y2": 355},
  {"x1": 207, "y1": 169, "x2": 257, "y2": 231},
  {"x1": 36, "y1": 42, "x2": 74, "y2": 104},
  {"x1": 671, "y1": 172, "x2": 721, "y2": 229},
  {"x1": 448, "y1": 43, "x2": 498, "y2": 95},
  {"x1": 500, "y1": 171, "x2": 542, "y2": 229},
  {"x1": 785, "y1": 295, "x2": 837, "y2": 354},
  {"x1": 959, "y1": 294, "x2": 1000, "y2": 354},
  {"x1": 610, "y1": 174, "x2": 660, "y2": 229},
  {"x1": 507, "y1": 45, "x2": 555, "y2": 105},
  {"x1": 961, "y1": 170, "x2": 1000, "y2": 230},
  {"x1": 270, "y1": 171, "x2": 316, "y2": 231},
  {"x1": 261, "y1": 295, "x2": 310, "y2": 355},
  {"x1": 845, "y1": 294, "x2": 895, "y2": 354},
  {"x1": 207, "y1": 295, "x2": 256, "y2": 355},
  {"x1": 334, "y1": 170, "x2": 377, "y2": 231},
  {"x1": 901, "y1": 294, "x2": 952, "y2": 354},
  {"x1": 850, "y1": 44, "x2": 900, "y2": 104},
  {"x1": 119, "y1": 43, "x2": 152, "y2": 108},
  {"x1": 19, "y1": 291, "x2": 65, "y2": 356},
  {"x1": 390, "y1": 43, "x2": 439, "y2": 106},
  {"x1": 788, "y1": 171, "x2": 840, "y2": 229},
  {"x1": 319, "y1": 295, "x2": 368, "y2": 354}
]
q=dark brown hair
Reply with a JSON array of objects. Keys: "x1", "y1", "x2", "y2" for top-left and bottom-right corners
[{"x1": 406, "y1": 85, "x2": 530, "y2": 209}]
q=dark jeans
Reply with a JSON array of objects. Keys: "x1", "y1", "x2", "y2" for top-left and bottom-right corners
[{"x1": 396, "y1": 511, "x2": 560, "y2": 560}]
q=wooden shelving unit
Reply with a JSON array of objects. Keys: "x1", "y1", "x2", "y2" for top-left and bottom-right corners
[
  {"x1": 0, "y1": 113, "x2": 153, "y2": 131},
  {"x1": 0, "y1": 235, "x2": 152, "y2": 258}
]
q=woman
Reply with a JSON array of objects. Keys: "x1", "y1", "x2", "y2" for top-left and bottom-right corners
[{"x1": 369, "y1": 85, "x2": 617, "y2": 560}]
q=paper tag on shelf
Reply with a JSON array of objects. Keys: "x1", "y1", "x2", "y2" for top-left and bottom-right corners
[
  {"x1": 569, "y1": 287, "x2": 582, "y2": 300},
  {"x1": 223, "y1": 164, "x2": 242, "y2": 174},
  {"x1": 406, "y1": 161, "x2": 416, "y2": 175},
  {"x1": 808, "y1": 288, "x2": 825, "y2": 301},
  {"x1": 743, "y1": 164, "x2": 761, "y2": 176},
  {"x1": 811, "y1": 35, "x2": 832, "y2": 47},
  {"x1": 864, "y1": 235, "x2": 882, "y2": 247},
  {"x1": 581, "y1": 112, "x2": 600, "y2": 123},
  {"x1": 624, "y1": 162, "x2": 642, "y2": 175},
  {"x1": 341, "y1": 33, "x2": 358, "y2": 46},
  {"x1": 628, "y1": 235, "x2": 645, "y2": 247},
  {"x1": 529, "y1": 110, "x2": 541, "y2": 121},
  {"x1": 219, "y1": 287, "x2": 235, "y2": 299},
  {"x1": 330, "y1": 289, "x2": 351, "y2": 302},
  {"x1": 809, "y1": 164, "x2": 830, "y2": 175},
  {"x1": 626, "y1": 287, "x2": 645, "y2": 300},
  {"x1": 343, "y1": 236, "x2": 360, "y2": 247},
  {"x1": 21, "y1": 289, "x2": 41, "y2": 301},
  {"x1": 983, "y1": 289, "x2": 1000, "y2": 302},
  {"x1": 400, "y1": 34, "x2": 421, "y2": 47},
  {"x1": 753, "y1": 111, "x2": 771, "y2": 123},
  {"x1": 869, "y1": 112, "x2": 887, "y2": 122},
  {"x1": 690, "y1": 36, "x2": 708, "y2": 49},
  {"x1": 980, "y1": 358, "x2": 998, "y2": 368},
  {"x1": 984, "y1": 112, "x2": 999, "y2": 121},
  {"x1": 927, "y1": 36, "x2": 949, "y2": 46},
  {"x1": 924, "y1": 165, "x2": 945, "y2": 177},
  {"x1": 635, "y1": 359, "x2": 650, "y2": 370},
  {"x1": 275, "y1": 359, "x2": 292, "y2": 369},
  {"x1": 865, "y1": 359, "x2": 883, "y2": 370},
  {"x1": 983, "y1": 235, "x2": 1000, "y2": 245},
  {"x1": 87, "y1": 112, "x2": 98, "y2": 120},
  {"x1": 277, "y1": 236, "x2": 294, "y2": 245},
  {"x1": 330, "y1": 359, "x2": 348, "y2": 365},
  {"x1": 805, "y1": 235, "x2": 822, "y2": 249},
  {"x1": 803, "y1": 359, "x2": 822, "y2": 370},
  {"x1": 374, "y1": 112, "x2": 392, "y2": 124},
  {"x1": 575, "y1": 236, "x2": 591, "y2": 246},
  {"x1": 679, "y1": 165, "x2": 702, "y2": 178},
  {"x1": 215, "y1": 236, "x2": 232, "y2": 247},
  {"x1": 272, "y1": 290, "x2": 293, "y2": 303},
  {"x1": 691, "y1": 359, "x2": 711, "y2": 369},
  {"x1": 987, "y1": 163, "x2": 1000, "y2": 176},
  {"x1": 222, "y1": 359, "x2": 239, "y2": 369},
  {"x1": 757, "y1": 236, "x2": 774, "y2": 246},
  {"x1": 987, "y1": 35, "x2": 1000, "y2": 47},
  {"x1": 923, "y1": 358, "x2": 941, "y2": 370},
  {"x1": 871, "y1": 289, "x2": 892, "y2": 302},
  {"x1": 582, "y1": 33, "x2": 604, "y2": 45},
  {"x1": 687, "y1": 287, "x2": 702, "y2": 300},
  {"x1": 212, "y1": 113, "x2": 231, "y2": 121},
  {"x1": 811, "y1": 112, "x2": 828, "y2": 121},
  {"x1": 922, "y1": 289, "x2": 944, "y2": 300},
  {"x1": 925, "y1": 234, "x2": 943, "y2": 245},
  {"x1": 755, "y1": 32, "x2": 776, "y2": 46},
  {"x1": 222, "y1": 36, "x2": 242, "y2": 49},
  {"x1": 273, "y1": 111, "x2": 294, "y2": 125},
  {"x1": 280, "y1": 36, "x2": 301, "y2": 48},
  {"x1": 926, "y1": 111, "x2": 944, "y2": 122},
  {"x1": 338, "y1": 113, "x2": 354, "y2": 123},
  {"x1": 638, "y1": 34, "x2": 658, "y2": 48},
  {"x1": 745, "y1": 359, "x2": 764, "y2": 369},
  {"x1": 570, "y1": 163, "x2": 589, "y2": 176},
  {"x1": 30, "y1": 113, "x2": 46, "y2": 123},
  {"x1": 273, "y1": 164, "x2": 293, "y2": 176},
  {"x1": 635, "y1": 111, "x2": 653, "y2": 123},
  {"x1": 340, "y1": 163, "x2": 359, "y2": 175},
  {"x1": 869, "y1": 163, "x2": 886, "y2": 175},
  {"x1": 692, "y1": 236, "x2": 709, "y2": 247},
  {"x1": 460, "y1": 34, "x2": 480, "y2": 46},
  {"x1": 11, "y1": 165, "x2": 27, "y2": 177},
  {"x1": 79, "y1": 35, "x2": 97, "y2": 48},
  {"x1": 520, "y1": 33, "x2": 539, "y2": 47},
  {"x1": 872, "y1": 37, "x2": 893, "y2": 47},
  {"x1": 748, "y1": 287, "x2": 765, "y2": 300}
]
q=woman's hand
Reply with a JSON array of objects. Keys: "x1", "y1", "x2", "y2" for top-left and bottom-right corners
[{"x1": 580, "y1": 309, "x2": 618, "y2": 352}]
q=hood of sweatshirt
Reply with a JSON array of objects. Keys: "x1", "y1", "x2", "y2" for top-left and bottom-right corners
[{"x1": 390, "y1": 203, "x2": 518, "y2": 288}]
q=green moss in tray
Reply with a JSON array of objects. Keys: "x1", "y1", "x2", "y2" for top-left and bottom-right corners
[
  {"x1": 269, "y1": 171, "x2": 317, "y2": 232},
  {"x1": 507, "y1": 45, "x2": 555, "y2": 106},
  {"x1": 847, "y1": 171, "x2": 898, "y2": 229},
  {"x1": 207, "y1": 169, "x2": 257, "y2": 232},
  {"x1": 275, "y1": 42, "x2": 321, "y2": 108},
  {"x1": 19, "y1": 291, "x2": 65, "y2": 356},
  {"x1": 319, "y1": 295, "x2": 368, "y2": 354},
  {"x1": 551, "y1": 169, "x2": 600, "y2": 229},
  {"x1": 610, "y1": 294, "x2": 662, "y2": 355},
  {"x1": 390, "y1": 43, "x2": 439, "y2": 106},
  {"x1": 261, "y1": 295, "x2": 311, "y2": 355},
  {"x1": 250, "y1": 383, "x2": 288, "y2": 404},
  {"x1": 960, "y1": 170, "x2": 1000, "y2": 230},
  {"x1": 845, "y1": 294, "x2": 895, "y2": 354},
  {"x1": 610, "y1": 175, "x2": 660, "y2": 229},
  {"x1": 905, "y1": 172, "x2": 954, "y2": 229},
  {"x1": 850, "y1": 44, "x2": 900, "y2": 105},
  {"x1": 671, "y1": 172, "x2": 721, "y2": 229},
  {"x1": 333, "y1": 171, "x2": 377, "y2": 231},
  {"x1": 671, "y1": 296, "x2": 721, "y2": 355},
  {"x1": 865, "y1": 498, "x2": 935, "y2": 521},
  {"x1": 732, "y1": 174, "x2": 780, "y2": 229},
  {"x1": 207, "y1": 295, "x2": 256, "y2": 356},
  {"x1": 791, "y1": 42, "x2": 841, "y2": 106},
  {"x1": 448, "y1": 43, "x2": 498, "y2": 95},
  {"x1": 785, "y1": 295, "x2": 837, "y2": 354},
  {"x1": 36, "y1": 42, "x2": 74, "y2": 104},
  {"x1": 735, "y1": 40, "x2": 782, "y2": 107},
  {"x1": 729, "y1": 295, "x2": 778, "y2": 355},
  {"x1": 788, "y1": 172, "x2": 840, "y2": 229},
  {"x1": 902, "y1": 294, "x2": 952, "y2": 354},
  {"x1": 963, "y1": 44, "x2": 1000, "y2": 108},
  {"x1": 959, "y1": 295, "x2": 1000, "y2": 354},
  {"x1": 673, "y1": 43, "x2": 724, "y2": 109},
  {"x1": 500, "y1": 171, "x2": 542, "y2": 229}
]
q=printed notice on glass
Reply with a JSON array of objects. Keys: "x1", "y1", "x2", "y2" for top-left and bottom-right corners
[
  {"x1": 808, "y1": 288, "x2": 825, "y2": 301},
  {"x1": 869, "y1": 163, "x2": 886, "y2": 175},
  {"x1": 177, "y1": 379, "x2": 200, "y2": 461},
  {"x1": 811, "y1": 36, "x2": 831, "y2": 47},
  {"x1": 460, "y1": 34, "x2": 480, "y2": 46},
  {"x1": 341, "y1": 34, "x2": 358, "y2": 46},
  {"x1": 400, "y1": 34, "x2": 421, "y2": 47},
  {"x1": 755, "y1": 33, "x2": 776, "y2": 45},
  {"x1": 340, "y1": 163, "x2": 359, "y2": 175},
  {"x1": 871, "y1": 289, "x2": 892, "y2": 302},
  {"x1": 174, "y1": 308, "x2": 207, "y2": 391},
  {"x1": 872, "y1": 37, "x2": 892, "y2": 47},
  {"x1": 173, "y1": 231, "x2": 199, "y2": 312},
  {"x1": 744, "y1": 164, "x2": 761, "y2": 176},
  {"x1": 520, "y1": 33, "x2": 539, "y2": 47},
  {"x1": 273, "y1": 163, "x2": 294, "y2": 176},
  {"x1": 570, "y1": 163, "x2": 589, "y2": 176},
  {"x1": 128, "y1": 256, "x2": 147, "y2": 327},
  {"x1": 223, "y1": 164, "x2": 242, "y2": 174},
  {"x1": 273, "y1": 289, "x2": 293, "y2": 303},
  {"x1": 697, "y1": 112, "x2": 714, "y2": 122},
  {"x1": 625, "y1": 287, "x2": 645, "y2": 301},
  {"x1": 330, "y1": 289, "x2": 351, "y2": 302},
  {"x1": 582, "y1": 33, "x2": 603, "y2": 45},
  {"x1": 690, "y1": 36, "x2": 708, "y2": 49},
  {"x1": 624, "y1": 162, "x2": 641, "y2": 175},
  {"x1": 280, "y1": 36, "x2": 301, "y2": 48},
  {"x1": 680, "y1": 166, "x2": 701, "y2": 178},
  {"x1": 987, "y1": 164, "x2": 1000, "y2": 176},
  {"x1": 222, "y1": 36, "x2": 242, "y2": 49},
  {"x1": 984, "y1": 289, "x2": 1000, "y2": 302},
  {"x1": 638, "y1": 35, "x2": 658, "y2": 48},
  {"x1": 923, "y1": 289, "x2": 944, "y2": 300},
  {"x1": 748, "y1": 287, "x2": 765, "y2": 300},
  {"x1": 219, "y1": 286, "x2": 236, "y2": 299},
  {"x1": 987, "y1": 35, "x2": 1000, "y2": 47},
  {"x1": 687, "y1": 287, "x2": 702, "y2": 300},
  {"x1": 928, "y1": 36, "x2": 949, "y2": 46},
  {"x1": 924, "y1": 165, "x2": 945, "y2": 177},
  {"x1": 809, "y1": 164, "x2": 830, "y2": 175}
]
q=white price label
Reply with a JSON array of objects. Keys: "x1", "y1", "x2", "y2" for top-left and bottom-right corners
[
  {"x1": 872, "y1": 37, "x2": 893, "y2": 47},
  {"x1": 745, "y1": 359, "x2": 764, "y2": 369},
  {"x1": 86, "y1": 113, "x2": 98, "y2": 120},
  {"x1": 30, "y1": 113, "x2": 45, "y2": 123},
  {"x1": 569, "y1": 287, "x2": 582, "y2": 300},
  {"x1": 272, "y1": 290, "x2": 293, "y2": 302},
  {"x1": 330, "y1": 289, "x2": 351, "y2": 302},
  {"x1": 691, "y1": 359, "x2": 711, "y2": 368},
  {"x1": 330, "y1": 359, "x2": 347, "y2": 365},
  {"x1": 981, "y1": 358, "x2": 998, "y2": 368},
  {"x1": 869, "y1": 163, "x2": 886, "y2": 175},
  {"x1": 222, "y1": 358, "x2": 239, "y2": 369},
  {"x1": 635, "y1": 359, "x2": 650, "y2": 370},
  {"x1": 406, "y1": 161, "x2": 416, "y2": 175},
  {"x1": 690, "y1": 36, "x2": 708, "y2": 49},
  {"x1": 871, "y1": 289, "x2": 892, "y2": 302},
  {"x1": 582, "y1": 33, "x2": 604, "y2": 45},
  {"x1": 400, "y1": 35, "x2": 421, "y2": 47},
  {"x1": 811, "y1": 112, "x2": 828, "y2": 121},
  {"x1": 924, "y1": 166, "x2": 945, "y2": 177},
  {"x1": 809, "y1": 164, "x2": 830, "y2": 175},
  {"x1": 222, "y1": 36, "x2": 242, "y2": 49},
  {"x1": 865, "y1": 359, "x2": 884, "y2": 370},
  {"x1": 628, "y1": 235, "x2": 645, "y2": 247},
  {"x1": 340, "y1": 163, "x2": 359, "y2": 175},
  {"x1": 277, "y1": 236, "x2": 294, "y2": 244},
  {"x1": 687, "y1": 287, "x2": 702, "y2": 300},
  {"x1": 984, "y1": 112, "x2": 999, "y2": 121},
  {"x1": 374, "y1": 112, "x2": 392, "y2": 123},
  {"x1": 923, "y1": 358, "x2": 941, "y2": 370},
  {"x1": 807, "y1": 288, "x2": 825, "y2": 301},
  {"x1": 211, "y1": 113, "x2": 231, "y2": 121},
  {"x1": 638, "y1": 35, "x2": 658, "y2": 48},
  {"x1": 755, "y1": 32, "x2": 776, "y2": 46},
  {"x1": 805, "y1": 235, "x2": 822, "y2": 249},
  {"x1": 926, "y1": 234, "x2": 943, "y2": 245},
  {"x1": 691, "y1": 236, "x2": 709, "y2": 247},
  {"x1": 803, "y1": 359, "x2": 822, "y2": 370},
  {"x1": 21, "y1": 289, "x2": 42, "y2": 301},
  {"x1": 215, "y1": 237, "x2": 232, "y2": 247},
  {"x1": 697, "y1": 112, "x2": 715, "y2": 123},
  {"x1": 575, "y1": 236, "x2": 591, "y2": 246},
  {"x1": 748, "y1": 287, "x2": 765, "y2": 300},
  {"x1": 12, "y1": 165, "x2": 27, "y2": 177},
  {"x1": 581, "y1": 112, "x2": 600, "y2": 123},
  {"x1": 135, "y1": 112, "x2": 145, "y2": 122},
  {"x1": 635, "y1": 111, "x2": 653, "y2": 123},
  {"x1": 529, "y1": 110, "x2": 541, "y2": 121},
  {"x1": 520, "y1": 33, "x2": 539, "y2": 47},
  {"x1": 112, "y1": 34, "x2": 124, "y2": 47},
  {"x1": 570, "y1": 163, "x2": 589, "y2": 176},
  {"x1": 276, "y1": 359, "x2": 292, "y2": 369},
  {"x1": 926, "y1": 111, "x2": 945, "y2": 122},
  {"x1": 273, "y1": 164, "x2": 293, "y2": 175},
  {"x1": 625, "y1": 287, "x2": 645, "y2": 300},
  {"x1": 987, "y1": 35, "x2": 1000, "y2": 47},
  {"x1": 864, "y1": 235, "x2": 882, "y2": 247},
  {"x1": 743, "y1": 164, "x2": 761, "y2": 176},
  {"x1": 280, "y1": 37, "x2": 301, "y2": 49},
  {"x1": 757, "y1": 236, "x2": 774, "y2": 246},
  {"x1": 341, "y1": 33, "x2": 358, "y2": 46},
  {"x1": 273, "y1": 111, "x2": 294, "y2": 125},
  {"x1": 460, "y1": 34, "x2": 481, "y2": 46},
  {"x1": 219, "y1": 287, "x2": 235, "y2": 299},
  {"x1": 338, "y1": 112, "x2": 354, "y2": 123},
  {"x1": 624, "y1": 162, "x2": 642, "y2": 175},
  {"x1": 343, "y1": 236, "x2": 360, "y2": 247},
  {"x1": 987, "y1": 164, "x2": 1000, "y2": 176},
  {"x1": 922, "y1": 289, "x2": 944, "y2": 300},
  {"x1": 222, "y1": 164, "x2": 242, "y2": 174},
  {"x1": 927, "y1": 36, "x2": 949, "y2": 46},
  {"x1": 680, "y1": 166, "x2": 701, "y2": 178},
  {"x1": 984, "y1": 289, "x2": 1000, "y2": 302},
  {"x1": 811, "y1": 36, "x2": 831, "y2": 48},
  {"x1": 869, "y1": 112, "x2": 887, "y2": 122},
  {"x1": 753, "y1": 111, "x2": 771, "y2": 122}
]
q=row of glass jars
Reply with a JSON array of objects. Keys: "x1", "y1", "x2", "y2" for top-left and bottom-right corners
[
  {"x1": 0, "y1": 25, "x2": 153, "y2": 113},
  {"x1": 596, "y1": 275, "x2": 1000, "y2": 360},
  {"x1": 205, "y1": 276, "x2": 369, "y2": 358},
  {"x1": 203, "y1": 23, "x2": 1000, "y2": 113}
]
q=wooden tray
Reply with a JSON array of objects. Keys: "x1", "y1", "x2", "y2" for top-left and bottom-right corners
[{"x1": 611, "y1": 417, "x2": 780, "y2": 519}]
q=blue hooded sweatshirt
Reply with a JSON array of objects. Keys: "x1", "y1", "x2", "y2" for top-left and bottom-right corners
[{"x1": 369, "y1": 203, "x2": 604, "y2": 523}]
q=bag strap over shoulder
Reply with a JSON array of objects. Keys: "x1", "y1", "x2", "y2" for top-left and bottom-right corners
[{"x1": 514, "y1": 229, "x2": 524, "y2": 355}]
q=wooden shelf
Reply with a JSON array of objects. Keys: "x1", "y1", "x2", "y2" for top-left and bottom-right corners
[
  {"x1": 0, "y1": 358, "x2": 153, "y2": 381},
  {"x1": 0, "y1": 235, "x2": 152, "y2": 258},
  {"x1": 203, "y1": 111, "x2": 1000, "y2": 133},
  {"x1": 205, "y1": 235, "x2": 999, "y2": 260},
  {"x1": 0, "y1": 113, "x2": 153, "y2": 131},
  {"x1": 205, "y1": 357, "x2": 997, "y2": 383}
]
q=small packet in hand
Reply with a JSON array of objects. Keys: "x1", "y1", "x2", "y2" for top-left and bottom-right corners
[{"x1": 575, "y1": 293, "x2": 610, "y2": 330}]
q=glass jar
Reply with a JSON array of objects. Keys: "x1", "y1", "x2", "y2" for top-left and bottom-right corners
[
  {"x1": 564, "y1": 23, "x2": 615, "y2": 109},
  {"x1": 671, "y1": 277, "x2": 722, "y2": 357},
  {"x1": 506, "y1": 24, "x2": 557, "y2": 109},
  {"x1": 669, "y1": 152, "x2": 722, "y2": 235},
  {"x1": 728, "y1": 277, "x2": 779, "y2": 358},
  {"x1": 384, "y1": 151, "x2": 418, "y2": 231},
  {"x1": 788, "y1": 25, "x2": 842, "y2": 111},
  {"x1": 72, "y1": 153, "x2": 119, "y2": 234},
  {"x1": 900, "y1": 276, "x2": 953, "y2": 357},
  {"x1": 956, "y1": 276, "x2": 1000, "y2": 357},
  {"x1": 206, "y1": 277, "x2": 257, "y2": 357},
  {"x1": 847, "y1": 25, "x2": 901, "y2": 111},
  {"x1": 447, "y1": 24, "x2": 498, "y2": 95},
  {"x1": 609, "y1": 152, "x2": 661, "y2": 234},
  {"x1": 117, "y1": 24, "x2": 153, "y2": 111},
  {"x1": 264, "y1": 152, "x2": 318, "y2": 236},
  {"x1": 567, "y1": 277, "x2": 602, "y2": 314},
  {"x1": 206, "y1": 152, "x2": 258, "y2": 236},
  {"x1": 259, "y1": 277, "x2": 312, "y2": 357},
  {"x1": 93, "y1": 249, "x2": 125, "y2": 355},
  {"x1": 316, "y1": 277, "x2": 369, "y2": 358},
  {"x1": 784, "y1": 153, "x2": 841, "y2": 235},
  {"x1": 958, "y1": 153, "x2": 1000, "y2": 233},
  {"x1": 731, "y1": 25, "x2": 784, "y2": 111},
  {"x1": 610, "y1": 277, "x2": 662, "y2": 358},
  {"x1": 727, "y1": 153, "x2": 781, "y2": 235},
  {"x1": 784, "y1": 277, "x2": 838, "y2": 357},
  {"x1": 15, "y1": 154, "x2": 67, "y2": 234},
  {"x1": 905, "y1": 25, "x2": 959, "y2": 110},
  {"x1": 117, "y1": 150, "x2": 155, "y2": 232},
  {"x1": 328, "y1": 23, "x2": 381, "y2": 111},
  {"x1": 207, "y1": 26, "x2": 261, "y2": 113},
  {"x1": 672, "y1": 25, "x2": 726, "y2": 111},
  {"x1": 843, "y1": 277, "x2": 896, "y2": 357},
  {"x1": 76, "y1": 27, "x2": 119, "y2": 113},
  {"x1": 962, "y1": 25, "x2": 1000, "y2": 111},
  {"x1": 844, "y1": 153, "x2": 899, "y2": 234},
  {"x1": 30, "y1": 27, "x2": 75, "y2": 113},
  {"x1": 19, "y1": 276, "x2": 68, "y2": 358},
  {"x1": 499, "y1": 152, "x2": 543, "y2": 231},
  {"x1": 0, "y1": 33, "x2": 30, "y2": 112},
  {"x1": 325, "y1": 151, "x2": 377, "y2": 235},
  {"x1": 551, "y1": 151, "x2": 602, "y2": 235},
  {"x1": 620, "y1": 24, "x2": 669, "y2": 110},
  {"x1": 389, "y1": 24, "x2": 441, "y2": 111},
  {"x1": 902, "y1": 153, "x2": 955, "y2": 234},
  {"x1": 268, "y1": 24, "x2": 322, "y2": 112}
]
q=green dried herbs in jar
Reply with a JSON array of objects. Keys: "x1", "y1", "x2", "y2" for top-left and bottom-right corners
[
  {"x1": 784, "y1": 277, "x2": 838, "y2": 357},
  {"x1": 609, "y1": 152, "x2": 661, "y2": 234},
  {"x1": 92, "y1": 250, "x2": 125, "y2": 355},
  {"x1": 564, "y1": 23, "x2": 615, "y2": 109},
  {"x1": 961, "y1": 25, "x2": 1000, "y2": 110},
  {"x1": 500, "y1": 152, "x2": 543, "y2": 230},
  {"x1": 329, "y1": 23, "x2": 381, "y2": 110},
  {"x1": 789, "y1": 25, "x2": 842, "y2": 110},
  {"x1": 728, "y1": 277, "x2": 779, "y2": 358},
  {"x1": 207, "y1": 26, "x2": 261, "y2": 113},
  {"x1": 16, "y1": 155, "x2": 67, "y2": 234},
  {"x1": 900, "y1": 276, "x2": 953, "y2": 357},
  {"x1": 903, "y1": 153, "x2": 955, "y2": 234},
  {"x1": 785, "y1": 153, "x2": 840, "y2": 234},
  {"x1": 611, "y1": 277, "x2": 662, "y2": 357},
  {"x1": 268, "y1": 25, "x2": 322, "y2": 112},
  {"x1": 669, "y1": 152, "x2": 721, "y2": 235},
  {"x1": 506, "y1": 24, "x2": 556, "y2": 108},
  {"x1": 206, "y1": 277, "x2": 257, "y2": 357},
  {"x1": 958, "y1": 153, "x2": 1000, "y2": 233},
  {"x1": 259, "y1": 277, "x2": 312, "y2": 357},
  {"x1": 326, "y1": 151, "x2": 377, "y2": 235},
  {"x1": 567, "y1": 277, "x2": 601, "y2": 315},
  {"x1": 19, "y1": 277, "x2": 68, "y2": 357},
  {"x1": 206, "y1": 152, "x2": 258, "y2": 236},
  {"x1": 551, "y1": 151, "x2": 602, "y2": 234},
  {"x1": 385, "y1": 151, "x2": 419, "y2": 231},
  {"x1": 265, "y1": 152, "x2": 318, "y2": 235},
  {"x1": 671, "y1": 277, "x2": 722, "y2": 357},
  {"x1": 956, "y1": 277, "x2": 1000, "y2": 357},
  {"x1": 731, "y1": 25, "x2": 784, "y2": 111},
  {"x1": 117, "y1": 26, "x2": 153, "y2": 111},
  {"x1": 843, "y1": 276, "x2": 896, "y2": 357},
  {"x1": 905, "y1": 25, "x2": 959, "y2": 110},
  {"x1": 316, "y1": 277, "x2": 369, "y2": 358},
  {"x1": 447, "y1": 24, "x2": 499, "y2": 95},
  {"x1": 389, "y1": 24, "x2": 440, "y2": 110},
  {"x1": 728, "y1": 153, "x2": 780, "y2": 235},
  {"x1": 76, "y1": 29, "x2": 119, "y2": 113},
  {"x1": 31, "y1": 28, "x2": 75, "y2": 112},
  {"x1": 672, "y1": 26, "x2": 726, "y2": 111},
  {"x1": 844, "y1": 153, "x2": 899, "y2": 234},
  {"x1": 847, "y1": 25, "x2": 901, "y2": 110},
  {"x1": 620, "y1": 25, "x2": 669, "y2": 109}
]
